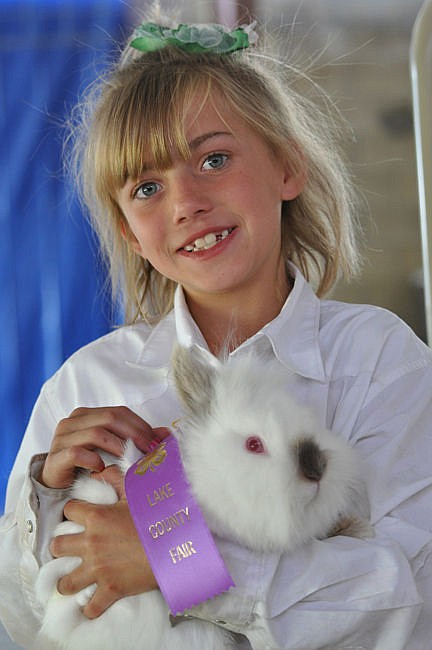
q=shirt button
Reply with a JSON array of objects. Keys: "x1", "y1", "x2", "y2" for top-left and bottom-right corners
[{"x1": 26, "y1": 520, "x2": 34, "y2": 534}]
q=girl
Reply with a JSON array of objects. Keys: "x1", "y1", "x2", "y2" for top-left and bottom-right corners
[{"x1": 1, "y1": 13, "x2": 431, "y2": 650}]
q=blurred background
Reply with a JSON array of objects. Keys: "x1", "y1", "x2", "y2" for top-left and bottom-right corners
[
  {"x1": 0, "y1": 0, "x2": 427, "y2": 512},
  {"x1": 0, "y1": 0, "x2": 428, "y2": 646}
]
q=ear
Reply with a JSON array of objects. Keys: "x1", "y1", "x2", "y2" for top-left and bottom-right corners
[
  {"x1": 171, "y1": 345, "x2": 217, "y2": 419},
  {"x1": 280, "y1": 145, "x2": 308, "y2": 201},
  {"x1": 120, "y1": 218, "x2": 143, "y2": 256},
  {"x1": 281, "y1": 163, "x2": 307, "y2": 201}
]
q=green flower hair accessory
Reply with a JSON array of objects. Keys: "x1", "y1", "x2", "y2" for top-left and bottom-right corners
[{"x1": 130, "y1": 21, "x2": 258, "y2": 55}]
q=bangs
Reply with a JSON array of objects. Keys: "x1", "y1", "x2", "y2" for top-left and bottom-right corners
[
  {"x1": 91, "y1": 67, "x2": 213, "y2": 201},
  {"x1": 86, "y1": 48, "x2": 296, "y2": 209}
]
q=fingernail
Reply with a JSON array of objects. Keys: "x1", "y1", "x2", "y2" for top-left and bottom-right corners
[{"x1": 155, "y1": 426, "x2": 172, "y2": 439}]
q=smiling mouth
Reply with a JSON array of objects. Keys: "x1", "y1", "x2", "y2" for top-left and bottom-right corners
[{"x1": 181, "y1": 227, "x2": 235, "y2": 253}]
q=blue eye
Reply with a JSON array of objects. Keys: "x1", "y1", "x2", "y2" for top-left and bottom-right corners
[
  {"x1": 202, "y1": 153, "x2": 228, "y2": 171},
  {"x1": 134, "y1": 181, "x2": 161, "y2": 199}
]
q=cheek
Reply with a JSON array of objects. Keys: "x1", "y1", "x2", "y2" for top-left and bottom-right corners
[
  {"x1": 136, "y1": 232, "x2": 178, "y2": 279},
  {"x1": 119, "y1": 213, "x2": 144, "y2": 253},
  {"x1": 127, "y1": 231, "x2": 146, "y2": 257},
  {"x1": 124, "y1": 218, "x2": 164, "y2": 259}
]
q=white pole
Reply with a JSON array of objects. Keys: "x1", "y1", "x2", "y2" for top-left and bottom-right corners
[{"x1": 410, "y1": 0, "x2": 432, "y2": 345}]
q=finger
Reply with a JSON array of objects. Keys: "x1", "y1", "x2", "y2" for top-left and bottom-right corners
[
  {"x1": 56, "y1": 408, "x2": 143, "y2": 452},
  {"x1": 82, "y1": 585, "x2": 120, "y2": 620},
  {"x1": 153, "y1": 426, "x2": 171, "y2": 440},
  {"x1": 62, "y1": 498, "x2": 102, "y2": 526},
  {"x1": 69, "y1": 406, "x2": 153, "y2": 438},
  {"x1": 64, "y1": 407, "x2": 161, "y2": 454},
  {"x1": 57, "y1": 446, "x2": 107, "y2": 473},
  {"x1": 41, "y1": 447, "x2": 107, "y2": 489},
  {"x1": 131, "y1": 426, "x2": 172, "y2": 455},
  {"x1": 80, "y1": 557, "x2": 158, "y2": 620},
  {"x1": 127, "y1": 424, "x2": 170, "y2": 454},
  {"x1": 92, "y1": 466, "x2": 124, "y2": 499},
  {"x1": 57, "y1": 563, "x2": 92, "y2": 596},
  {"x1": 50, "y1": 527, "x2": 85, "y2": 558}
]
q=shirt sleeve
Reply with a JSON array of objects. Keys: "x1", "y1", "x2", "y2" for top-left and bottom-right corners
[
  {"x1": 191, "y1": 358, "x2": 432, "y2": 649},
  {"x1": 0, "y1": 387, "x2": 68, "y2": 649}
]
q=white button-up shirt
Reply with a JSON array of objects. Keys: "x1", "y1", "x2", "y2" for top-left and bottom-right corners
[{"x1": 1, "y1": 266, "x2": 432, "y2": 649}]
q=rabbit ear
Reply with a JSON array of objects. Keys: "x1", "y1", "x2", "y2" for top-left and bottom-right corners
[{"x1": 172, "y1": 345, "x2": 218, "y2": 419}]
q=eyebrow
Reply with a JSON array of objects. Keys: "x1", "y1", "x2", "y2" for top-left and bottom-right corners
[
  {"x1": 188, "y1": 131, "x2": 233, "y2": 150},
  {"x1": 129, "y1": 131, "x2": 234, "y2": 179}
]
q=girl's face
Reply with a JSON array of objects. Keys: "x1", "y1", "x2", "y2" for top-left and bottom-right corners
[{"x1": 117, "y1": 93, "x2": 305, "y2": 308}]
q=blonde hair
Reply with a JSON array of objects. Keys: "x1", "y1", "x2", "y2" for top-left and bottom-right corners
[{"x1": 71, "y1": 27, "x2": 362, "y2": 324}]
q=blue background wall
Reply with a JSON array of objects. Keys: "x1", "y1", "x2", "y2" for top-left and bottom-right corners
[{"x1": 0, "y1": 0, "x2": 129, "y2": 512}]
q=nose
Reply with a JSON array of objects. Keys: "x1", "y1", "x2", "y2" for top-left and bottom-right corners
[
  {"x1": 297, "y1": 438, "x2": 327, "y2": 482},
  {"x1": 170, "y1": 170, "x2": 213, "y2": 224}
]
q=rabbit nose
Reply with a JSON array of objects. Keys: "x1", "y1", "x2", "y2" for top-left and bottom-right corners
[{"x1": 297, "y1": 438, "x2": 327, "y2": 482}]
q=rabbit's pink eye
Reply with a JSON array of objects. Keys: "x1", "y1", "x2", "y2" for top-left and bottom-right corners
[{"x1": 245, "y1": 436, "x2": 266, "y2": 454}]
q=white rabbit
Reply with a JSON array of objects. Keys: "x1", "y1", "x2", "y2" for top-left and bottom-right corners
[{"x1": 35, "y1": 346, "x2": 372, "y2": 650}]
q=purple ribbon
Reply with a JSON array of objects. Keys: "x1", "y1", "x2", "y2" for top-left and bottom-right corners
[{"x1": 125, "y1": 434, "x2": 235, "y2": 615}]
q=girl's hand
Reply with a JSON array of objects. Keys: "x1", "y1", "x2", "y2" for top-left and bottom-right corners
[
  {"x1": 41, "y1": 406, "x2": 169, "y2": 489},
  {"x1": 50, "y1": 488, "x2": 158, "y2": 619}
]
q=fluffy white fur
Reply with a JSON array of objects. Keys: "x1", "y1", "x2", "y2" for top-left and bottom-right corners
[{"x1": 35, "y1": 346, "x2": 372, "y2": 650}]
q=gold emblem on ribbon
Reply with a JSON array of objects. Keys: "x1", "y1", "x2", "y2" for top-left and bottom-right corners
[{"x1": 135, "y1": 442, "x2": 168, "y2": 475}]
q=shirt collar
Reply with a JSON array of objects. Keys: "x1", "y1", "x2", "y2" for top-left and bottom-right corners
[
  {"x1": 174, "y1": 289, "x2": 209, "y2": 350},
  {"x1": 174, "y1": 265, "x2": 326, "y2": 382}
]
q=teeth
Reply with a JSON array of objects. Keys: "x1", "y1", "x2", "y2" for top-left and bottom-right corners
[{"x1": 183, "y1": 228, "x2": 232, "y2": 252}]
